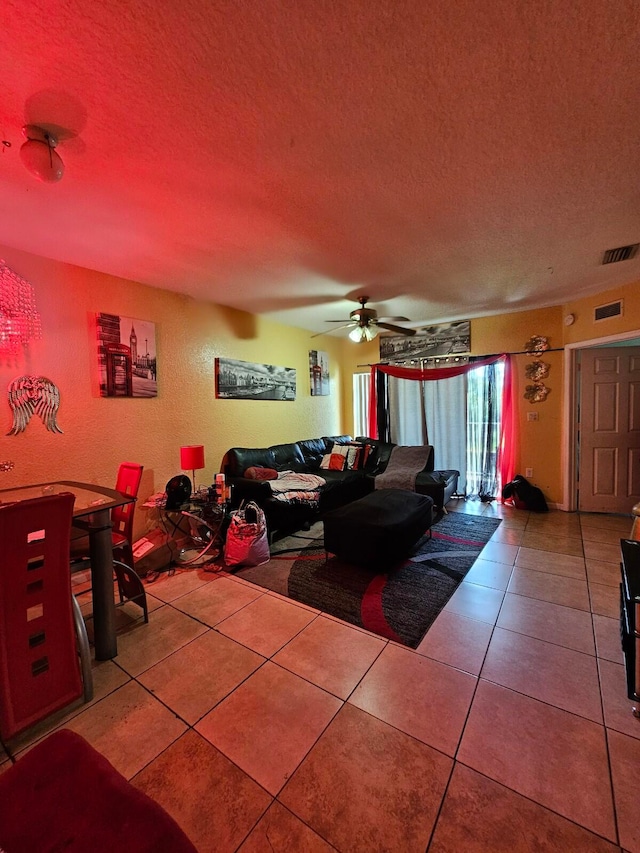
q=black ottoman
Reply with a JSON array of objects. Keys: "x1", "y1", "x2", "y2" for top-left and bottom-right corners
[{"x1": 323, "y1": 489, "x2": 433, "y2": 570}]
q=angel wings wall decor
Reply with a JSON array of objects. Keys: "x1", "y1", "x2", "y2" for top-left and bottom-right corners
[{"x1": 7, "y1": 375, "x2": 63, "y2": 435}]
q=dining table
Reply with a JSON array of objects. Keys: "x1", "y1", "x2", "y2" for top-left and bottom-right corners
[{"x1": 0, "y1": 481, "x2": 135, "y2": 661}]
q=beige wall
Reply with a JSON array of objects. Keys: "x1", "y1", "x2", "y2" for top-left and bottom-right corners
[
  {"x1": 0, "y1": 246, "x2": 346, "y2": 537},
  {"x1": 563, "y1": 279, "x2": 640, "y2": 346},
  {"x1": 1, "y1": 243, "x2": 638, "y2": 524}
]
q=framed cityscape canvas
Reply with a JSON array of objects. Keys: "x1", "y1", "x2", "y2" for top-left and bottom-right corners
[
  {"x1": 216, "y1": 358, "x2": 296, "y2": 400},
  {"x1": 96, "y1": 312, "x2": 158, "y2": 397},
  {"x1": 309, "y1": 350, "x2": 330, "y2": 396},
  {"x1": 380, "y1": 320, "x2": 471, "y2": 362}
]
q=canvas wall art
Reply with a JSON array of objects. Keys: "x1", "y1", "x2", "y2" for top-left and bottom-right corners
[
  {"x1": 309, "y1": 350, "x2": 330, "y2": 396},
  {"x1": 216, "y1": 358, "x2": 296, "y2": 400},
  {"x1": 380, "y1": 320, "x2": 471, "y2": 362},
  {"x1": 96, "y1": 313, "x2": 157, "y2": 398}
]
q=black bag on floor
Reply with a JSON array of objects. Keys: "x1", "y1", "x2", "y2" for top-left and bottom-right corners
[{"x1": 502, "y1": 474, "x2": 548, "y2": 512}]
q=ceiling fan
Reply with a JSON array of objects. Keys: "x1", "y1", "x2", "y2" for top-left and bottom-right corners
[{"x1": 313, "y1": 296, "x2": 416, "y2": 343}]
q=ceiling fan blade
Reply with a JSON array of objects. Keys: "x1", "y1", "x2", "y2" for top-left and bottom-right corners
[
  {"x1": 325, "y1": 319, "x2": 354, "y2": 323},
  {"x1": 311, "y1": 322, "x2": 356, "y2": 338},
  {"x1": 378, "y1": 316, "x2": 410, "y2": 322},
  {"x1": 377, "y1": 321, "x2": 416, "y2": 336}
]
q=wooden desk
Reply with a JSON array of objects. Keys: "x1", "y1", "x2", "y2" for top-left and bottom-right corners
[{"x1": 0, "y1": 481, "x2": 134, "y2": 661}]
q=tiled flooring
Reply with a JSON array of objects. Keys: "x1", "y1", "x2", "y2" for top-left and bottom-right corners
[{"x1": 2, "y1": 502, "x2": 640, "y2": 852}]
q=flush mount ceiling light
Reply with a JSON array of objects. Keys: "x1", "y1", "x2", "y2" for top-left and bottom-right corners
[{"x1": 20, "y1": 125, "x2": 64, "y2": 183}]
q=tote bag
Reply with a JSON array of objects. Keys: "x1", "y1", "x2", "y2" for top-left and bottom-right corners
[{"x1": 223, "y1": 502, "x2": 270, "y2": 568}]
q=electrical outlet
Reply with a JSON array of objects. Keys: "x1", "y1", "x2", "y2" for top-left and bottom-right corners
[
  {"x1": 525, "y1": 467, "x2": 533, "y2": 478},
  {"x1": 527, "y1": 411, "x2": 538, "y2": 422}
]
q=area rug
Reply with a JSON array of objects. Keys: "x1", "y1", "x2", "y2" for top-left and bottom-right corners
[{"x1": 234, "y1": 512, "x2": 501, "y2": 648}]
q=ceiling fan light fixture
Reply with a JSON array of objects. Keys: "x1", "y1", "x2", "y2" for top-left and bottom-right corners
[
  {"x1": 348, "y1": 324, "x2": 378, "y2": 343},
  {"x1": 20, "y1": 125, "x2": 64, "y2": 183}
]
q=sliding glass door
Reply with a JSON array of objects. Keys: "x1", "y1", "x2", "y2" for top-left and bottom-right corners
[
  {"x1": 466, "y1": 361, "x2": 504, "y2": 499},
  {"x1": 356, "y1": 360, "x2": 505, "y2": 499}
]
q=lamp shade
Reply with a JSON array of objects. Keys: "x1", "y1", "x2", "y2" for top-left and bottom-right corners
[{"x1": 180, "y1": 445, "x2": 205, "y2": 471}]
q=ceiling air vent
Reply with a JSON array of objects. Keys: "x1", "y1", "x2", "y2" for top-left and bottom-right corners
[
  {"x1": 594, "y1": 300, "x2": 623, "y2": 322},
  {"x1": 602, "y1": 244, "x2": 639, "y2": 264}
]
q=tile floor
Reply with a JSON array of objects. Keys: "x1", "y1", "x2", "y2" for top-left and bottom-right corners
[{"x1": 2, "y1": 502, "x2": 639, "y2": 852}]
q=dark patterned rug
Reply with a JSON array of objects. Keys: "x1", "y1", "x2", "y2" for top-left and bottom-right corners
[{"x1": 235, "y1": 512, "x2": 501, "y2": 648}]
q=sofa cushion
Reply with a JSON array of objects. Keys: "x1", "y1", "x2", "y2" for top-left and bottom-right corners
[
  {"x1": 269, "y1": 442, "x2": 305, "y2": 470},
  {"x1": 297, "y1": 437, "x2": 329, "y2": 470},
  {"x1": 318, "y1": 468, "x2": 367, "y2": 485},
  {"x1": 224, "y1": 447, "x2": 277, "y2": 477},
  {"x1": 322, "y1": 435, "x2": 353, "y2": 447},
  {"x1": 317, "y1": 468, "x2": 373, "y2": 513}
]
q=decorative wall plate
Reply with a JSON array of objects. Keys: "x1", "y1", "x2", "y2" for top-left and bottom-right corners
[
  {"x1": 524, "y1": 335, "x2": 549, "y2": 354},
  {"x1": 524, "y1": 382, "x2": 550, "y2": 403},
  {"x1": 525, "y1": 360, "x2": 550, "y2": 381}
]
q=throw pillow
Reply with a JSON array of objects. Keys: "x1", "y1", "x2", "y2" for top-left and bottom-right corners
[
  {"x1": 320, "y1": 453, "x2": 346, "y2": 471},
  {"x1": 244, "y1": 466, "x2": 278, "y2": 481},
  {"x1": 344, "y1": 441, "x2": 372, "y2": 470},
  {"x1": 356, "y1": 442, "x2": 374, "y2": 469},
  {"x1": 320, "y1": 444, "x2": 349, "y2": 471},
  {"x1": 346, "y1": 445, "x2": 360, "y2": 470}
]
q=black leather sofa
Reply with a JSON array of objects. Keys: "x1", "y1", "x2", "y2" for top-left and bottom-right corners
[{"x1": 220, "y1": 435, "x2": 459, "y2": 539}]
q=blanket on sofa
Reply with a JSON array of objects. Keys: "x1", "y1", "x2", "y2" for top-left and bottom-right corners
[
  {"x1": 269, "y1": 471, "x2": 325, "y2": 506},
  {"x1": 374, "y1": 445, "x2": 432, "y2": 491}
]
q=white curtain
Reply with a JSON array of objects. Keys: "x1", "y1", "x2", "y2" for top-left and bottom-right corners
[
  {"x1": 423, "y1": 374, "x2": 468, "y2": 491},
  {"x1": 388, "y1": 377, "x2": 428, "y2": 445},
  {"x1": 352, "y1": 373, "x2": 370, "y2": 437},
  {"x1": 385, "y1": 373, "x2": 467, "y2": 493}
]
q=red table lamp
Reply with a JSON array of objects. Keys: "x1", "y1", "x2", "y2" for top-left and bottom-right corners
[{"x1": 180, "y1": 445, "x2": 205, "y2": 493}]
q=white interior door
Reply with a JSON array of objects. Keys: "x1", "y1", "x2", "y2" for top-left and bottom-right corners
[{"x1": 578, "y1": 346, "x2": 640, "y2": 513}]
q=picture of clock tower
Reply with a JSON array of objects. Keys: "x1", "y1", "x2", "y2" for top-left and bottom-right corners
[
  {"x1": 96, "y1": 313, "x2": 157, "y2": 398},
  {"x1": 129, "y1": 324, "x2": 138, "y2": 365}
]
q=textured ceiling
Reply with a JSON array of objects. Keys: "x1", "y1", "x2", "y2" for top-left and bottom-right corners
[{"x1": 1, "y1": 0, "x2": 639, "y2": 335}]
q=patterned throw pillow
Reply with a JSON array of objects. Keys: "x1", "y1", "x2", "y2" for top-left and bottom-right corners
[
  {"x1": 344, "y1": 441, "x2": 372, "y2": 470},
  {"x1": 346, "y1": 445, "x2": 360, "y2": 469},
  {"x1": 320, "y1": 444, "x2": 350, "y2": 471}
]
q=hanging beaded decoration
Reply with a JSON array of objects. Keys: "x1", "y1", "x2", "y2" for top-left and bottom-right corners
[{"x1": 0, "y1": 260, "x2": 42, "y2": 354}]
